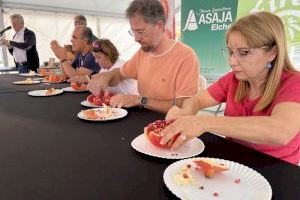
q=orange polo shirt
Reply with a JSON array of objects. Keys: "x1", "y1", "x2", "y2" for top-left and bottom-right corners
[{"x1": 120, "y1": 42, "x2": 200, "y2": 100}]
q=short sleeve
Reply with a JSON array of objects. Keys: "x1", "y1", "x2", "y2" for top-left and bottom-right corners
[
  {"x1": 175, "y1": 51, "x2": 200, "y2": 97},
  {"x1": 120, "y1": 50, "x2": 140, "y2": 79},
  {"x1": 207, "y1": 72, "x2": 234, "y2": 103},
  {"x1": 71, "y1": 53, "x2": 80, "y2": 69},
  {"x1": 81, "y1": 53, "x2": 100, "y2": 73},
  {"x1": 276, "y1": 74, "x2": 300, "y2": 104}
]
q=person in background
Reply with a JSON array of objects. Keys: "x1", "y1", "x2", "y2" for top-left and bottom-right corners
[
  {"x1": 161, "y1": 11, "x2": 300, "y2": 165},
  {"x1": 1, "y1": 13, "x2": 39, "y2": 73},
  {"x1": 74, "y1": 15, "x2": 87, "y2": 26},
  {"x1": 69, "y1": 39, "x2": 138, "y2": 95},
  {"x1": 74, "y1": 15, "x2": 98, "y2": 42},
  {"x1": 50, "y1": 26, "x2": 100, "y2": 78},
  {"x1": 88, "y1": 0, "x2": 200, "y2": 113}
]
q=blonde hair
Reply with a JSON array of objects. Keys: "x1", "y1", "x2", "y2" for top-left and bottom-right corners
[{"x1": 226, "y1": 11, "x2": 297, "y2": 112}]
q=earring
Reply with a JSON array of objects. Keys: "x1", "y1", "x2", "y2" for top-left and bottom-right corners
[{"x1": 266, "y1": 62, "x2": 272, "y2": 69}]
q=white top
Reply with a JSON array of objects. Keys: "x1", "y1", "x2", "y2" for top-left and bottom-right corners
[
  {"x1": 100, "y1": 59, "x2": 139, "y2": 95},
  {"x1": 12, "y1": 27, "x2": 27, "y2": 63}
]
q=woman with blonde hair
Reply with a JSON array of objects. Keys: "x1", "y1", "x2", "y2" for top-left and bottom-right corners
[{"x1": 161, "y1": 11, "x2": 300, "y2": 165}]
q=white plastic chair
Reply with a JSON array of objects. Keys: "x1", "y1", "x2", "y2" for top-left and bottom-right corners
[
  {"x1": 199, "y1": 75, "x2": 207, "y2": 90},
  {"x1": 214, "y1": 103, "x2": 223, "y2": 115},
  {"x1": 199, "y1": 75, "x2": 223, "y2": 115}
]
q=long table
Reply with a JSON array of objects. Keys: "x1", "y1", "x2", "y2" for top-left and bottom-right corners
[
  {"x1": 0, "y1": 74, "x2": 299, "y2": 200},
  {"x1": 0, "y1": 74, "x2": 67, "y2": 94}
]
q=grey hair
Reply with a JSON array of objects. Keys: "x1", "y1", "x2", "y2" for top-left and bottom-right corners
[
  {"x1": 74, "y1": 15, "x2": 87, "y2": 26},
  {"x1": 126, "y1": 0, "x2": 166, "y2": 25},
  {"x1": 10, "y1": 14, "x2": 24, "y2": 24},
  {"x1": 77, "y1": 26, "x2": 94, "y2": 44}
]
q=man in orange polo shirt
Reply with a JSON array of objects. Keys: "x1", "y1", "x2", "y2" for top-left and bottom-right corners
[{"x1": 88, "y1": 0, "x2": 200, "y2": 113}]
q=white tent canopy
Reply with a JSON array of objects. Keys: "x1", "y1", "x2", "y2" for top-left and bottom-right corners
[
  {"x1": 1, "y1": 0, "x2": 133, "y2": 17},
  {"x1": 0, "y1": 0, "x2": 181, "y2": 68},
  {"x1": 0, "y1": 0, "x2": 142, "y2": 68}
]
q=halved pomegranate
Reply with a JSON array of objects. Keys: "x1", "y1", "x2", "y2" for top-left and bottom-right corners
[
  {"x1": 86, "y1": 92, "x2": 113, "y2": 106},
  {"x1": 71, "y1": 82, "x2": 87, "y2": 90},
  {"x1": 144, "y1": 120, "x2": 179, "y2": 148}
]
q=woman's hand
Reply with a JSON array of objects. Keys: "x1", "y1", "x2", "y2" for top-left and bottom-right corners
[
  {"x1": 165, "y1": 105, "x2": 190, "y2": 121},
  {"x1": 161, "y1": 115, "x2": 205, "y2": 149}
]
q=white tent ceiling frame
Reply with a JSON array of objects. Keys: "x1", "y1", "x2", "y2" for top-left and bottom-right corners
[
  {"x1": 0, "y1": 0, "x2": 181, "y2": 69},
  {"x1": 0, "y1": 0, "x2": 141, "y2": 68},
  {"x1": 1, "y1": 2, "x2": 127, "y2": 18}
]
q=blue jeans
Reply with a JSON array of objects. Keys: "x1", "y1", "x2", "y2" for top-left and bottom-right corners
[{"x1": 17, "y1": 64, "x2": 29, "y2": 73}]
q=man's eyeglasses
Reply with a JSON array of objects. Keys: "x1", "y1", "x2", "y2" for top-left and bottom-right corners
[
  {"x1": 222, "y1": 46, "x2": 269, "y2": 62},
  {"x1": 72, "y1": 35, "x2": 83, "y2": 40},
  {"x1": 92, "y1": 41, "x2": 103, "y2": 53},
  {"x1": 128, "y1": 25, "x2": 154, "y2": 38}
]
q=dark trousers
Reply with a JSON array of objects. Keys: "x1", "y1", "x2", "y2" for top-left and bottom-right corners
[{"x1": 16, "y1": 63, "x2": 29, "y2": 73}]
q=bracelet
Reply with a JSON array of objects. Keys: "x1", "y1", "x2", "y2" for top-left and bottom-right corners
[{"x1": 60, "y1": 59, "x2": 68, "y2": 64}]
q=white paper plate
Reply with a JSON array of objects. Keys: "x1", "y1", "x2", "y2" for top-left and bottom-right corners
[
  {"x1": 32, "y1": 77, "x2": 45, "y2": 81},
  {"x1": 28, "y1": 89, "x2": 63, "y2": 97},
  {"x1": 41, "y1": 80, "x2": 65, "y2": 84},
  {"x1": 63, "y1": 86, "x2": 88, "y2": 92},
  {"x1": 77, "y1": 107, "x2": 128, "y2": 121},
  {"x1": 163, "y1": 157, "x2": 272, "y2": 200},
  {"x1": 131, "y1": 134, "x2": 205, "y2": 159},
  {"x1": 80, "y1": 100, "x2": 103, "y2": 108},
  {"x1": 19, "y1": 73, "x2": 37, "y2": 77},
  {"x1": 13, "y1": 80, "x2": 40, "y2": 85}
]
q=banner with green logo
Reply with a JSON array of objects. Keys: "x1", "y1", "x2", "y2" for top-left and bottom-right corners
[
  {"x1": 181, "y1": 0, "x2": 300, "y2": 83},
  {"x1": 181, "y1": 0, "x2": 238, "y2": 83},
  {"x1": 237, "y1": 0, "x2": 300, "y2": 70}
]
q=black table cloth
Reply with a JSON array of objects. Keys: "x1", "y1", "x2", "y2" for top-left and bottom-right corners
[
  {"x1": 0, "y1": 74, "x2": 299, "y2": 200},
  {"x1": 0, "y1": 74, "x2": 69, "y2": 94}
]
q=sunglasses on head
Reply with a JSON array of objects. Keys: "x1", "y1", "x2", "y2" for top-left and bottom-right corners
[{"x1": 92, "y1": 41, "x2": 103, "y2": 52}]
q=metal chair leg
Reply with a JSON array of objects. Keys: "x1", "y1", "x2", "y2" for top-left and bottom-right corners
[{"x1": 214, "y1": 103, "x2": 222, "y2": 116}]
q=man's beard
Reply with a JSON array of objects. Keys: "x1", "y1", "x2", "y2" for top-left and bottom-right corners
[
  {"x1": 140, "y1": 34, "x2": 162, "y2": 53},
  {"x1": 141, "y1": 43, "x2": 154, "y2": 52}
]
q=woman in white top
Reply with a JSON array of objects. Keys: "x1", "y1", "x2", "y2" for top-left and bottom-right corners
[
  {"x1": 92, "y1": 39, "x2": 138, "y2": 95},
  {"x1": 69, "y1": 39, "x2": 138, "y2": 95}
]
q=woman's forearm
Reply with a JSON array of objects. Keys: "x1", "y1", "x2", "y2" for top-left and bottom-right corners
[{"x1": 200, "y1": 115, "x2": 297, "y2": 145}]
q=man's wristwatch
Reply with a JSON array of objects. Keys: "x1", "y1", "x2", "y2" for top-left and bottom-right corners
[{"x1": 140, "y1": 96, "x2": 148, "y2": 107}]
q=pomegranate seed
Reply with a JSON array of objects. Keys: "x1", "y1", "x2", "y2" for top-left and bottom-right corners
[
  {"x1": 182, "y1": 173, "x2": 189, "y2": 179},
  {"x1": 234, "y1": 179, "x2": 241, "y2": 184}
]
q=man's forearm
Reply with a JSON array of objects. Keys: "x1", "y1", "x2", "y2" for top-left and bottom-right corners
[
  {"x1": 145, "y1": 97, "x2": 187, "y2": 114},
  {"x1": 61, "y1": 62, "x2": 77, "y2": 78},
  {"x1": 107, "y1": 68, "x2": 125, "y2": 87}
]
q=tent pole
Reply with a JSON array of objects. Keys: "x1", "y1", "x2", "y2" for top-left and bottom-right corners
[{"x1": 0, "y1": 8, "x2": 9, "y2": 68}]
